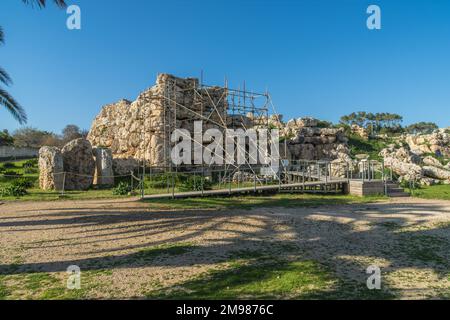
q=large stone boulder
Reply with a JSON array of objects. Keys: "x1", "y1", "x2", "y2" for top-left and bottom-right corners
[
  {"x1": 351, "y1": 124, "x2": 369, "y2": 140},
  {"x1": 39, "y1": 146, "x2": 64, "y2": 190},
  {"x1": 405, "y1": 130, "x2": 450, "y2": 157},
  {"x1": 93, "y1": 148, "x2": 114, "y2": 186},
  {"x1": 422, "y1": 166, "x2": 450, "y2": 181},
  {"x1": 423, "y1": 156, "x2": 445, "y2": 169},
  {"x1": 380, "y1": 146, "x2": 423, "y2": 181},
  {"x1": 61, "y1": 138, "x2": 95, "y2": 190}
]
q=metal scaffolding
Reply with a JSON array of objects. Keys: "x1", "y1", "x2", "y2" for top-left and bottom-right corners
[{"x1": 138, "y1": 74, "x2": 278, "y2": 199}]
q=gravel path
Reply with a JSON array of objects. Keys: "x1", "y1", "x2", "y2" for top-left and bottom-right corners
[{"x1": 0, "y1": 197, "x2": 449, "y2": 299}]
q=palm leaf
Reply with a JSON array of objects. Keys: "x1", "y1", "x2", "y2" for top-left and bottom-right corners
[
  {"x1": 0, "y1": 26, "x2": 4, "y2": 45},
  {"x1": 0, "y1": 88, "x2": 27, "y2": 124},
  {"x1": 0, "y1": 67, "x2": 12, "y2": 86},
  {"x1": 21, "y1": 0, "x2": 67, "y2": 8}
]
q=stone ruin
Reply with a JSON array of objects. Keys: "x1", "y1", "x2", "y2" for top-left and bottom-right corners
[
  {"x1": 39, "y1": 146, "x2": 64, "y2": 190},
  {"x1": 39, "y1": 138, "x2": 113, "y2": 190},
  {"x1": 88, "y1": 74, "x2": 227, "y2": 174},
  {"x1": 281, "y1": 117, "x2": 349, "y2": 160},
  {"x1": 39, "y1": 73, "x2": 358, "y2": 190},
  {"x1": 380, "y1": 129, "x2": 450, "y2": 185},
  {"x1": 87, "y1": 74, "x2": 353, "y2": 176}
]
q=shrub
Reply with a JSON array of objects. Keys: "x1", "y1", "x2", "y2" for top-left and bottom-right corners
[
  {"x1": 147, "y1": 173, "x2": 188, "y2": 189},
  {"x1": 1, "y1": 162, "x2": 16, "y2": 169},
  {"x1": 0, "y1": 184, "x2": 27, "y2": 197},
  {"x1": 112, "y1": 181, "x2": 131, "y2": 195},
  {"x1": 11, "y1": 178, "x2": 35, "y2": 189},
  {"x1": 179, "y1": 175, "x2": 212, "y2": 192},
  {"x1": 22, "y1": 159, "x2": 38, "y2": 168},
  {"x1": 2, "y1": 171, "x2": 22, "y2": 179}
]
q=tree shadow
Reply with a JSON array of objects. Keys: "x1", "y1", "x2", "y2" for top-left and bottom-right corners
[{"x1": 0, "y1": 198, "x2": 449, "y2": 299}]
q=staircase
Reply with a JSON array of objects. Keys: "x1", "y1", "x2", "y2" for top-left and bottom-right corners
[{"x1": 385, "y1": 181, "x2": 410, "y2": 197}]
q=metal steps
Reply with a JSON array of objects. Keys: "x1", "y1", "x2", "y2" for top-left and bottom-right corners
[{"x1": 386, "y1": 182, "x2": 410, "y2": 197}]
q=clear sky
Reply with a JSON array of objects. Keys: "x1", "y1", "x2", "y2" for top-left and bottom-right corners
[{"x1": 1, "y1": 0, "x2": 449, "y2": 134}]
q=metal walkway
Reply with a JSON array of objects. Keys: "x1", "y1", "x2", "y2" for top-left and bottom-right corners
[{"x1": 142, "y1": 179, "x2": 348, "y2": 200}]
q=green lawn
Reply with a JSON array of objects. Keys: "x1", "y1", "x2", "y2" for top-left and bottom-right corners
[
  {"x1": 0, "y1": 243, "x2": 394, "y2": 300},
  {"x1": 408, "y1": 184, "x2": 450, "y2": 201},
  {"x1": 144, "y1": 193, "x2": 387, "y2": 210}
]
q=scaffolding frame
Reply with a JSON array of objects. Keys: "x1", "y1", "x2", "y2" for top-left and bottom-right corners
[{"x1": 138, "y1": 74, "x2": 277, "y2": 199}]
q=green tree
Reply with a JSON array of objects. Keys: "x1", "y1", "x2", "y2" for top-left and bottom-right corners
[
  {"x1": 0, "y1": 129, "x2": 14, "y2": 146},
  {"x1": 405, "y1": 122, "x2": 438, "y2": 135},
  {"x1": 0, "y1": 0, "x2": 66, "y2": 124},
  {"x1": 12, "y1": 127, "x2": 59, "y2": 148}
]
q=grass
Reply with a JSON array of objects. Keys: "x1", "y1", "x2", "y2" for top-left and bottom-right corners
[
  {"x1": 0, "y1": 243, "x2": 193, "y2": 300},
  {"x1": 1, "y1": 159, "x2": 389, "y2": 205},
  {"x1": 0, "y1": 270, "x2": 111, "y2": 300},
  {"x1": 348, "y1": 135, "x2": 391, "y2": 160},
  {"x1": 144, "y1": 193, "x2": 387, "y2": 210},
  {"x1": 146, "y1": 249, "x2": 395, "y2": 300},
  {"x1": 408, "y1": 184, "x2": 450, "y2": 201}
]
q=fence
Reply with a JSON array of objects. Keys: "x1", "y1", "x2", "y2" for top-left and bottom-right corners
[{"x1": 1, "y1": 158, "x2": 397, "y2": 199}]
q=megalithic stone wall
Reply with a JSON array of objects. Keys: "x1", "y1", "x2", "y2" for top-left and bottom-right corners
[
  {"x1": 61, "y1": 139, "x2": 96, "y2": 190},
  {"x1": 93, "y1": 147, "x2": 114, "y2": 186},
  {"x1": 38, "y1": 146, "x2": 64, "y2": 191},
  {"x1": 87, "y1": 74, "x2": 228, "y2": 174}
]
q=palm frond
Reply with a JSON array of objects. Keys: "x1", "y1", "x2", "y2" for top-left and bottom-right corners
[
  {"x1": 0, "y1": 87, "x2": 27, "y2": 124},
  {"x1": 0, "y1": 26, "x2": 4, "y2": 45},
  {"x1": 21, "y1": 0, "x2": 67, "y2": 8},
  {"x1": 0, "y1": 68, "x2": 12, "y2": 86}
]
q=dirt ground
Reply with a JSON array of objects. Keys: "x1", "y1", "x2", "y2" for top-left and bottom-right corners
[{"x1": 0, "y1": 197, "x2": 449, "y2": 299}]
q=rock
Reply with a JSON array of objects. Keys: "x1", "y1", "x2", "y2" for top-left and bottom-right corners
[
  {"x1": 331, "y1": 157, "x2": 356, "y2": 178},
  {"x1": 406, "y1": 131, "x2": 450, "y2": 157},
  {"x1": 423, "y1": 156, "x2": 445, "y2": 169},
  {"x1": 93, "y1": 148, "x2": 114, "y2": 186},
  {"x1": 351, "y1": 124, "x2": 369, "y2": 140},
  {"x1": 38, "y1": 146, "x2": 64, "y2": 190},
  {"x1": 380, "y1": 147, "x2": 423, "y2": 181},
  {"x1": 113, "y1": 158, "x2": 140, "y2": 175},
  {"x1": 422, "y1": 166, "x2": 450, "y2": 181},
  {"x1": 296, "y1": 117, "x2": 318, "y2": 128},
  {"x1": 88, "y1": 74, "x2": 227, "y2": 167},
  {"x1": 61, "y1": 138, "x2": 95, "y2": 190},
  {"x1": 355, "y1": 154, "x2": 369, "y2": 160}
]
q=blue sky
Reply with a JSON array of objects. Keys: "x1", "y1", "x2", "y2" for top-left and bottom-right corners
[{"x1": 1, "y1": 0, "x2": 450, "y2": 134}]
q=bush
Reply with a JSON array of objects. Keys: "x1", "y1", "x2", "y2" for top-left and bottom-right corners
[
  {"x1": 11, "y1": 178, "x2": 35, "y2": 189},
  {"x1": 179, "y1": 175, "x2": 212, "y2": 192},
  {"x1": 1, "y1": 162, "x2": 16, "y2": 169},
  {"x1": 22, "y1": 159, "x2": 38, "y2": 168},
  {"x1": 0, "y1": 184, "x2": 27, "y2": 197},
  {"x1": 147, "y1": 173, "x2": 188, "y2": 189},
  {"x1": 112, "y1": 181, "x2": 131, "y2": 195},
  {"x1": 2, "y1": 171, "x2": 22, "y2": 179}
]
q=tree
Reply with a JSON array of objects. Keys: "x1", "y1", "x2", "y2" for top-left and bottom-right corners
[
  {"x1": 0, "y1": 0, "x2": 66, "y2": 124},
  {"x1": 62, "y1": 124, "x2": 84, "y2": 143},
  {"x1": 0, "y1": 129, "x2": 14, "y2": 146},
  {"x1": 405, "y1": 122, "x2": 438, "y2": 135},
  {"x1": 12, "y1": 127, "x2": 59, "y2": 148}
]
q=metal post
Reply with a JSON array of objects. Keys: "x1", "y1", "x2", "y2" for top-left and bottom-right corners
[
  {"x1": 130, "y1": 171, "x2": 134, "y2": 191},
  {"x1": 61, "y1": 172, "x2": 66, "y2": 196}
]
